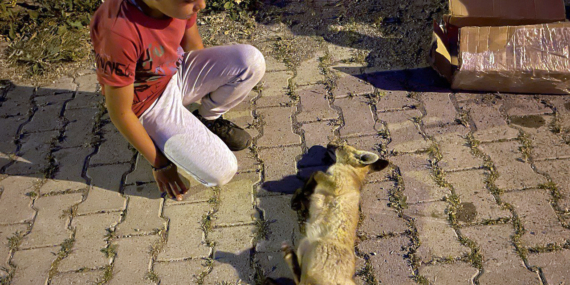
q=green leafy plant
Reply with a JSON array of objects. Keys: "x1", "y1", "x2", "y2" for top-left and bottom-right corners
[
  {"x1": 204, "y1": 0, "x2": 262, "y2": 20},
  {"x1": 0, "y1": 0, "x2": 101, "y2": 76}
]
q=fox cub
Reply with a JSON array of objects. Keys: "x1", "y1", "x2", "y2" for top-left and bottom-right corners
[{"x1": 284, "y1": 143, "x2": 390, "y2": 285}]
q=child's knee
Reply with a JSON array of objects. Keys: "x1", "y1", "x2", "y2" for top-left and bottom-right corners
[
  {"x1": 210, "y1": 161, "x2": 238, "y2": 186},
  {"x1": 232, "y1": 44, "x2": 266, "y2": 78}
]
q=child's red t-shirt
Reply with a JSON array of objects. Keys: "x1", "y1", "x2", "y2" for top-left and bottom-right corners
[{"x1": 90, "y1": 0, "x2": 197, "y2": 117}]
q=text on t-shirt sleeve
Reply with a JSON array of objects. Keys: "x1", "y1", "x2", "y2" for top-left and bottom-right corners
[{"x1": 94, "y1": 30, "x2": 138, "y2": 88}]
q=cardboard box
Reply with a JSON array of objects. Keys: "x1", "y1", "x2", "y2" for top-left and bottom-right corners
[
  {"x1": 431, "y1": 0, "x2": 570, "y2": 94},
  {"x1": 446, "y1": 0, "x2": 566, "y2": 27}
]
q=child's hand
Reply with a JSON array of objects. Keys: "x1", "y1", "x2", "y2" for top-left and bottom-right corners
[{"x1": 152, "y1": 163, "x2": 188, "y2": 201}]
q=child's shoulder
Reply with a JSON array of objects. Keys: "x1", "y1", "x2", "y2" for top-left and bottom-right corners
[{"x1": 91, "y1": 0, "x2": 140, "y2": 38}]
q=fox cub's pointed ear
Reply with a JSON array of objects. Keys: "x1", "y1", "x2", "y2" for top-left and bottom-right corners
[
  {"x1": 358, "y1": 151, "x2": 379, "y2": 165},
  {"x1": 371, "y1": 159, "x2": 390, "y2": 172}
]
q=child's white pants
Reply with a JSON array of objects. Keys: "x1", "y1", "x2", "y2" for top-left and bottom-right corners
[{"x1": 139, "y1": 44, "x2": 265, "y2": 186}]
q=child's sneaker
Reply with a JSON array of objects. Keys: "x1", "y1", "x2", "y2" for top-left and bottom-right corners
[{"x1": 193, "y1": 110, "x2": 252, "y2": 151}]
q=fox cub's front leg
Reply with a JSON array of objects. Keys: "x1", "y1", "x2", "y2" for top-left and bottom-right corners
[
  {"x1": 282, "y1": 242, "x2": 301, "y2": 284},
  {"x1": 291, "y1": 171, "x2": 319, "y2": 213}
]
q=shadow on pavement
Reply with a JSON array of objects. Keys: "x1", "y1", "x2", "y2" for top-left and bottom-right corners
[
  {"x1": 261, "y1": 145, "x2": 333, "y2": 195},
  {"x1": 0, "y1": 80, "x2": 160, "y2": 200}
]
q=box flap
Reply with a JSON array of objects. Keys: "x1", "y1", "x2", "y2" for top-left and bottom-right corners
[
  {"x1": 447, "y1": 0, "x2": 566, "y2": 27},
  {"x1": 430, "y1": 21, "x2": 453, "y2": 82}
]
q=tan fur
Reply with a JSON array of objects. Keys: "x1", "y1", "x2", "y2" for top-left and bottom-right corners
[{"x1": 284, "y1": 143, "x2": 390, "y2": 285}]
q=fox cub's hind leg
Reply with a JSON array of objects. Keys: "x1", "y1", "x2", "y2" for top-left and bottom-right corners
[{"x1": 282, "y1": 242, "x2": 302, "y2": 284}]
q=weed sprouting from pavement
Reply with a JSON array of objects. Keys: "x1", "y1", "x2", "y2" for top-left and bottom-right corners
[
  {"x1": 100, "y1": 244, "x2": 118, "y2": 259},
  {"x1": 7, "y1": 231, "x2": 23, "y2": 251}
]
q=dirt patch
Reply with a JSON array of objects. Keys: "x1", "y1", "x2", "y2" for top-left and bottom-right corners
[
  {"x1": 510, "y1": 115, "x2": 546, "y2": 129},
  {"x1": 456, "y1": 202, "x2": 477, "y2": 223}
]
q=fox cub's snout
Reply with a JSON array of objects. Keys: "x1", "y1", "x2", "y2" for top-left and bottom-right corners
[{"x1": 285, "y1": 143, "x2": 390, "y2": 285}]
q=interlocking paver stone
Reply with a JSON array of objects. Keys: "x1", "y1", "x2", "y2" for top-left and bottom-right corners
[
  {"x1": 87, "y1": 163, "x2": 130, "y2": 191},
  {"x1": 502, "y1": 189, "x2": 569, "y2": 247},
  {"x1": 0, "y1": 86, "x2": 32, "y2": 118},
  {"x1": 52, "y1": 147, "x2": 92, "y2": 182},
  {"x1": 116, "y1": 184, "x2": 166, "y2": 236},
  {"x1": 258, "y1": 146, "x2": 303, "y2": 196},
  {"x1": 75, "y1": 72, "x2": 98, "y2": 92},
  {"x1": 39, "y1": 179, "x2": 88, "y2": 196},
  {"x1": 256, "y1": 195, "x2": 300, "y2": 252},
  {"x1": 20, "y1": 193, "x2": 83, "y2": 249},
  {"x1": 435, "y1": 132, "x2": 484, "y2": 171},
  {"x1": 514, "y1": 116, "x2": 570, "y2": 160},
  {"x1": 256, "y1": 107, "x2": 300, "y2": 148},
  {"x1": 295, "y1": 55, "x2": 324, "y2": 87},
  {"x1": 158, "y1": 202, "x2": 211, "y2": 261},
  {"x1": 390, "y1": 153, "x2": 450, "y2": 204},
  {"x1": 11, "y1": 246, "x2": 57, "y2": 285},
  {"x1": 234, "y1": 147, "x2": 260, "y2": 174},
  {"x1": 66, "y1": 92, "x2": 103, "y2": 110},
  {"x1": 34, "y1": 92, "x2": 74, "y2": 105},
  {"x1": 475, "y1": 126, "x2": 520, "y2": 142},
  {"x1": 405, "y1": 202, "x2": 469, "y2": 262},
  {"x1": 205, "y1": 225, "x2": 255, "y2": 284},
  {"x1": 419, "y1": 263, "x2": 478, "y2": 284},
  {"x1": 125, "y1": 154, "x2": 154, "y2": 185},
  {"x1": 460, "y1": 100, "x2": 507, "y2": 130},
  {"x1": 0, "y1": 176, "x2": 37, "y2": 224},
  {"x1": 534, "y1": 159, "x2": 570, "y2": 212},
  {"x1": 301, "y1": 121, "x2": 335, "y2": 149},
  {"x1": 153, "y1": 259, "x2": 205, "y2": 284},
  {"x1": 297, "y1": 84, "x2": 336, "y2": 123},
  {"x1": 358, "y1": 236, "x2": 415, "y2": 285},
  {"x1": 527, "y1": 249, "x2": 570, "y2": 285},
  {"x1": 332, "y1": 73, "x2": 374, "y2": 98},
  {"x1": 90, "y1": 124, "x2": 133, "y2": 165},
  {"x1": 109, "y1": 235, "x2": 158, "y2": 285},
  {"x1": 216, "y1": 173, "x2": 258, "y2": 226},
  {"x1": 50, "y1": 270, "x2": 103, "y2": 285},
  {"x1": 360, "y1": 182, "x2": 407, "y2": 236},
  {"x1": 21, "y1": 103, "x2": 64, "y2": 133},
  {"x1": 378, "y1": 109, "x2": 430, "y2": 153},
  {"x1": 256, "y1": 71, "x2": 293, "y2": 108},
  {"x1": 0, "y1": 224, "x2": 27, "y2": 277},
  {"x1": 376, "y1": 90, "x2": 418, "y2": 112},
  {"x1": 479, "y1": 141, "x2": 547, "y2": 191},
  {"x1": 336, "y1": 97, "x2": 377, "y2": 137},
  {"x1": 35, "y1": 78, "x2": 77, "y2": 95},
  {"x1": 445, "y1": 170, "x2": 510, "y2": 224},
  {"x1": 421, "y1": 92, "x2": 463, "y2": 134},
  {"x1": 462, "y1": 224, "x2": 541, "y2": 284},
  {"x1": 77, "y1": 164, "x2": 130, "y2": 215},
  {"x1": 455, "y1": 92, "x2": 484, "y2": 102},
  {"x1": 4, "y1": 85, "x2": 34, "y2": 103},
  {"x1": 4, "y1": 130, "x2": 59, "y2": 175},
  {"x1": 58, "y1": 212, "x2": 121, "y2": 272},
  {"x1": 60, "y1": 108, "x2": 99, "y2": 148},
  {"x1": 502, "y1": 95, "x2": 552, "y2": 117},
  {"x1": 0, "y1": 117, "x2": 23, "y2": 152}
]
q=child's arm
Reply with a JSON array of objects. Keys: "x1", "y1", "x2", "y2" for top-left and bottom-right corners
[
  {"x1": 104, "y1": 84, "x2": 187, "y2": 200},
  {"x1": 181, "y1": 23, "x2": 204, "y2": 52}
]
